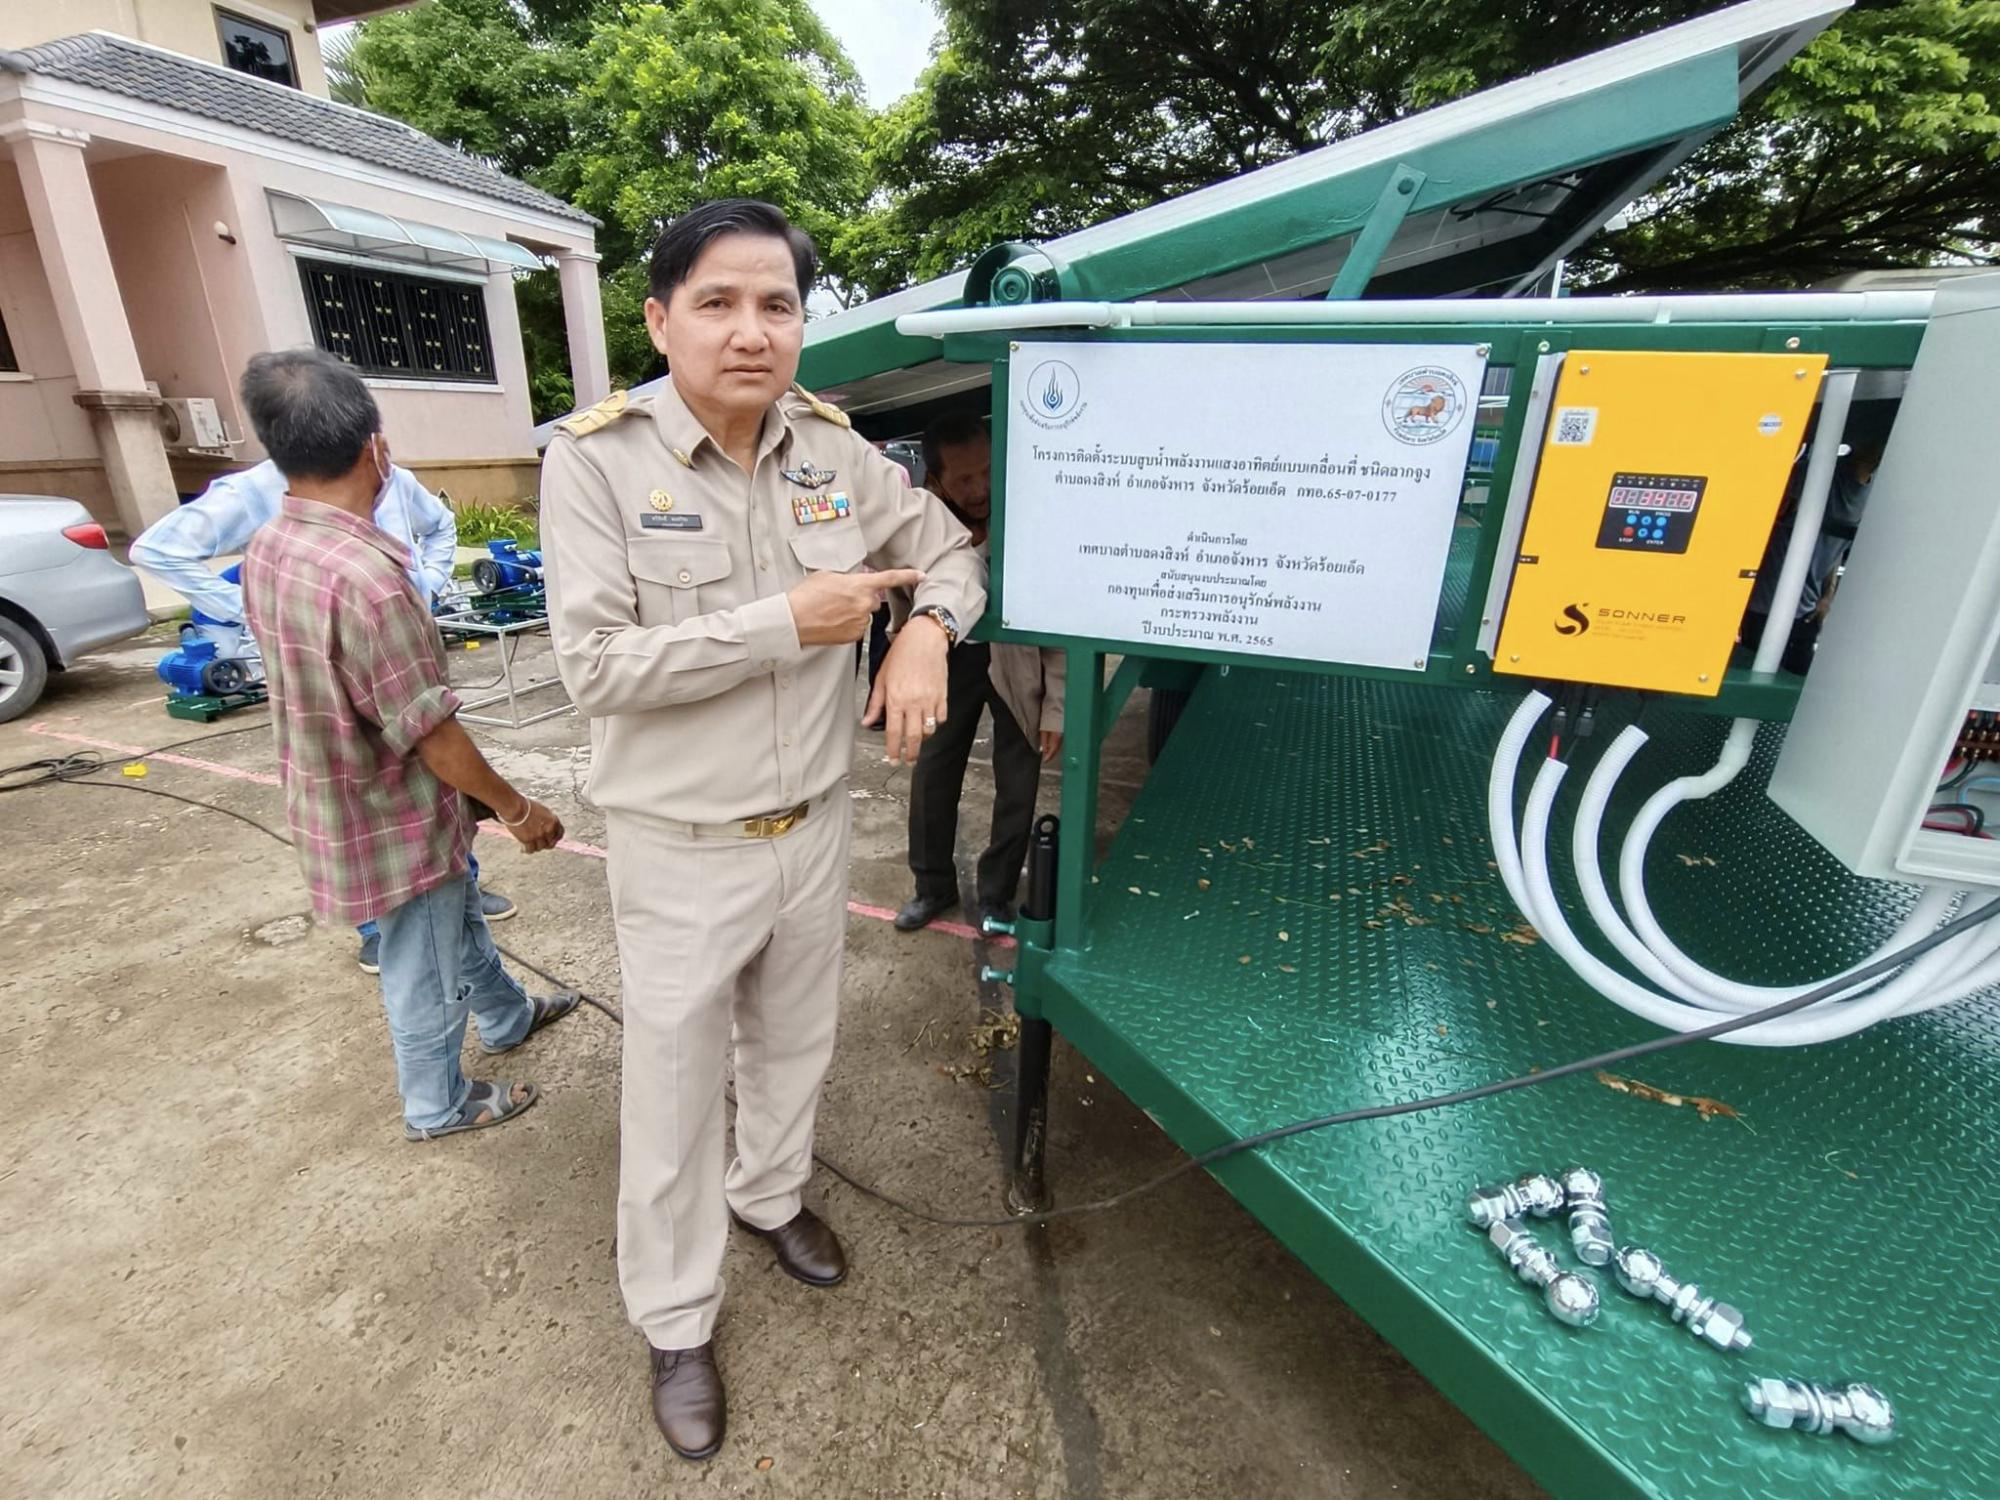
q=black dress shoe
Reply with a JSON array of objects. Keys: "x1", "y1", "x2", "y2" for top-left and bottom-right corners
[
  {"x1": 732, "y1": 1206, "x2": 848, "y2": 1287},
  {"x1": 893, "y1": 892, "x2": 959, "y2": 931},
  {"x1": 650, "y1": 1340, "x2": 725, "y2": 1461}
]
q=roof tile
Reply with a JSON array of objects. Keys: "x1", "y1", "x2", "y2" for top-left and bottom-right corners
[{"x1": 2, "y1": 32, "x2": 596, "y2": 228}]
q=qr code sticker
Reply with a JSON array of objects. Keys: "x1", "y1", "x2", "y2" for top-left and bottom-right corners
[{"x1": 1552, "y1": 406, "x2": 1597, "y2": 446}]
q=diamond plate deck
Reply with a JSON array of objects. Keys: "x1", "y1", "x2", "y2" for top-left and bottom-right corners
[{"x1": 1036, "y1": 668, "x2": 2000, "y2": 1499}]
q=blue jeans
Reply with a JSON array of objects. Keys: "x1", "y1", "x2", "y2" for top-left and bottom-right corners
[
  {"x1": 359, "y1": 851, "x2": 480, "y2": 942},
  {"x1": 374, "y1": 871, "x2": 532, "y2": 1129}
]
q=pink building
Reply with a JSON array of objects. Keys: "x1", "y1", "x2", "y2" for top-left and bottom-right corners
[{"x1": 0, "y1": 1, "x2": 606, "y2": 538}]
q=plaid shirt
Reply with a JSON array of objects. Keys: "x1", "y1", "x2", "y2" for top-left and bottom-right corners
[{"x1": 243, "y1": 496, "x2": 469, "y2": 925}]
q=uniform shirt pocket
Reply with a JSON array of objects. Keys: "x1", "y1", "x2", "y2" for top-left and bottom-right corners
[
  {"x1": 628, "y1": 537, "x2": 733, "y2": 626},
  {"x1": 786, "y1": 519, "x2": 868, "y2": 576}
]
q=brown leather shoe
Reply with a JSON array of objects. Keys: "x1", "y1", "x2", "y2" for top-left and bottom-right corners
[
  {"x1": 732, "y1": 1206, "x2": 847, "y2": 1287},
  {"x1": 649, "y1": 1341, "x2": 725, "y2": 1461}
]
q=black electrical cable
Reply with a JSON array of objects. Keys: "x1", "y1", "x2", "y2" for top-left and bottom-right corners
[
  {"x1": 0, "y1": 718, "x2": 271, "y2": 793},
  {"x1": 14, "y1": 753, "x2": 2000, "y2": 1230}
]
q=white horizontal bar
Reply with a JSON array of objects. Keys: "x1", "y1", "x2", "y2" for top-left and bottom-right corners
[{"x1": 894, "y1": 290, "x2": 1935, "y2": 339}]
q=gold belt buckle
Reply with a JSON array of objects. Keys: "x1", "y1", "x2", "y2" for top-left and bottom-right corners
[{"x1": 742, "y1": 801, "x2": 809, "y2": 839}]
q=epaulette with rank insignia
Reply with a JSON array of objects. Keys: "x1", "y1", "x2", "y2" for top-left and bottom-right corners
[
  {"x1": 556, "y1": 388, "x2": 641, "y2": 439},
  {"x1": 789, "y1": 382, "x2": 851, "y2": 429}
]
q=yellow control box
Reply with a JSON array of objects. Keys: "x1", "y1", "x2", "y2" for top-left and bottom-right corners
[{"x1": 1492, "y1": 349, "x2": 1827, "y2": 696}]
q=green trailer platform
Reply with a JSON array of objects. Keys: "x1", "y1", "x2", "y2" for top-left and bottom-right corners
[{"x1": 1009, "y1": 663, "x2": 2000, "y2": 1499}]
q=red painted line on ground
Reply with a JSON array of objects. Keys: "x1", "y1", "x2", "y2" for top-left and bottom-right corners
[
  {"x1": 25, "y1": 722, "x2": 1008, "y2": 947},
  {"x1": 27, "y1": 724, "x2": 282, "y2": 786}
]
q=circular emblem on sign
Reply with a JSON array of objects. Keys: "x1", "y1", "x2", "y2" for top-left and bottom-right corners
[
  {"x1": 1757, "y1": 413, "x2": 1783, "y2": 437},
  {"x1": 1382, "y1": 366, "x2": 1469, "y2": 446},
  {"x1": 1020, "y1": 359, "x2": 1085, "y2": 430}
]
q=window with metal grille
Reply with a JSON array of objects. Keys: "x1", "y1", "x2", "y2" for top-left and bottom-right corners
[
  {"x1": 216, "y1": 9, "x2": 298, "y2": 88},
  {"x1": 0, "y1": 308, "x2": 16, "y2": 374},
  {"x1": 297, "y1": 259, "x2": 497, "y2": 384}
]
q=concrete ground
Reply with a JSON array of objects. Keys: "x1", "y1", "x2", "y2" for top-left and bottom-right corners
[{"x1": 0, "y1": 626, "x2": 1543, "y2": 1500}]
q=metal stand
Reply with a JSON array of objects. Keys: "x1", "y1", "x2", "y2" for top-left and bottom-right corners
[
  {"x1": 1006, "y1": 813, "x2": 1060, "y2": 1215},
  {"x1": 432, "y1": 607, "x2": 572, "y2": 730}
]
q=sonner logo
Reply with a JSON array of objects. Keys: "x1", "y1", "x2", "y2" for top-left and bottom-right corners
[
  {"x1": 1554, "y1": 603, "x2": 1591, "y2": 636},
  {"x1": 1600, "y1": 608, "x2": 1688, "y2": 625},
  {"x1": 1019, "y1": 359, "x2": 1086, "y2": 430}
]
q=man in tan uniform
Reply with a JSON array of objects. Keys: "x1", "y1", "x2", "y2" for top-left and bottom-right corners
[{"x1": 539, "y1": 199, "x2": 984, "y2": 1463}]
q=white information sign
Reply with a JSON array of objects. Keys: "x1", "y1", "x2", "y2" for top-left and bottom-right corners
[{"x1": 1001, "y1": 340, "x2": 1489, "y2": 668}]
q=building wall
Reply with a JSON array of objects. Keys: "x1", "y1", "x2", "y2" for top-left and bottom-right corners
[
  {"x1": 0, "y1": 0, "x2": 330, "y2": 97},
  {"x1": 0, "y1": 91, "x2": 588, "y2": 527},
  {"x1": 0, "y1": 158, "x2": 113, "y2": 512},
  {"x1": 93, "y1": 154, "x2": 243, "y2": 428},
  {"x1": 220, "y1": 160, "x2": 541, "y2": 471}
]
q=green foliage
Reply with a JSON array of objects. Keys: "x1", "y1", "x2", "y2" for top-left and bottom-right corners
[
  {"x1": 554, "y1": 0, "x2": 872, "y2": 278},
  {"x1": 859, "y1": 0, "x2": 1999, "y2": 297},
  {"x1": 344, "y1": 0, "x2": 2000, "y2": 346},
  {"x1": 450, "y1": 498, "x2": 539, "y2": 547},
  {"x1": 332, "y1": 0, "x2": 583, "y2": 182},
  {"x1": 1575, "y1": 0, "x2": 2000, "y2": 288},
  {"x1": 340, "y1": 0, "x2": 871, "y2": 396}
]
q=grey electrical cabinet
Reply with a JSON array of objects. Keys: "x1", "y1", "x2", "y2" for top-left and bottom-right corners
[{"x1": 1768, "y1": 272, "x2": 2000, "y2": 887}]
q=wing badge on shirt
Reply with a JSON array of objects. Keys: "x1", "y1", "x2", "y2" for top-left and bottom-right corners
[
  {"x1": 792, "y1": 491, "x2": 852, "y2": 525},
  {"x1": 781, "y1": 461, "x2": 837, "y2": 490}
]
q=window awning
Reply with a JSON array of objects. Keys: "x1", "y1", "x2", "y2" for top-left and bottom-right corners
[{"x1": 267, "y1": 191, "x2": 546, "y2": 274}]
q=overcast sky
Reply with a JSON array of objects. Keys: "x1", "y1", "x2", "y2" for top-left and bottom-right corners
[{"x1": 816, "y1": 0, "x2": 939, "y2": 106}]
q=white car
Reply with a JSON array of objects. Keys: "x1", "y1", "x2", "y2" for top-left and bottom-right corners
[{"x1": 0, "y1": 496, "x2": 152, "y2": 723}]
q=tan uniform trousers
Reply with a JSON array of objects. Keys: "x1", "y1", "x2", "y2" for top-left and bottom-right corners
[{"x1": 606, "y1": 786, "x2": 853, "y2": 1351}]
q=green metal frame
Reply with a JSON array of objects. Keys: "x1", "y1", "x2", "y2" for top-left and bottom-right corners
[
  {"x1": 974, "y1": 317, "x2": 1924, "y2": 781},
  {"x1": 799, "y1": 46, "x2": 1751, "y2": 393},
  {"x1": 968, "y1": 307, "x2": 1937, "y2": 1497}
]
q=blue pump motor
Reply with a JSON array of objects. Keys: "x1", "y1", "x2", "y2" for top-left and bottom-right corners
[
  {"x1": 469, "y1": 539, "x2": 544, "y2": 595},
  {"x1": 157, "y1": 637, "x2": 252, "y2": 697}
]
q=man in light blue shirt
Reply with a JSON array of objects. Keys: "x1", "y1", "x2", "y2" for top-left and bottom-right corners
[
  {"x1": 132, "y1": 459, "x2": 458, "y2": 626},
  {"x1": 132, "y1": 459, "x2": 520, "y2": 968}
]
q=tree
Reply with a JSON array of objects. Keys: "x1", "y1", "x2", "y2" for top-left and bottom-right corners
[
  {"x1": 858, "y1": 0, "x2": 1999, "y2": 297},
  {"x1": 552, "y1": 0, "x2": 872, "y2": 279},
  {"x1": 330, "y1": 0, "x2": 585, "y2": 181},
  {"x1": 1576, "y1": 0, "x2": 2000, "y2": 289},
  {"x1": 334, "y1": 0, "x2": 872, "y2": 415}
]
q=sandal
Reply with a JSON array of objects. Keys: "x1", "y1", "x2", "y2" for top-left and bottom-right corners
[
  {"x1": 404, "y1": 1078, "x2": 539, "y2": 1141},
  {"x1": 480, "y1": 991, "x2": 582, "y2": 1055}
]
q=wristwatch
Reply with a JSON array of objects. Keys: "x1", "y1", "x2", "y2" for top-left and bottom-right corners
[{"x1": 909, "y1": 604, "x2": 960, "y2": 648}]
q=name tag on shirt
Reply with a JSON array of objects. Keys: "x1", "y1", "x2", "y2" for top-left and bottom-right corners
[{"x1": 640, "y1": 512, "x2": 704, "y2": 530}]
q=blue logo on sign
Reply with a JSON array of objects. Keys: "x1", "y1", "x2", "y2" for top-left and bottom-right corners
[{"x1": 1021, "y1": 359, "x2": 1084, "y2": 428}]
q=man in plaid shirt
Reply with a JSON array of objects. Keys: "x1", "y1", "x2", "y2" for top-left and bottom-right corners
[{"x1": 239, "y1": 349, "x2": 578, "y2": 1140}]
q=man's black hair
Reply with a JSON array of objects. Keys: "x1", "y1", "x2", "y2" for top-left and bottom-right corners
[
  {"x1": 648, "y1": 199, "x2": 817, "y2": 306},
  {"x1": 921, "y1": 410, "x2": 989, "y2": 482},
  {"x1": 239, "y1": 349, "x2": 381, "y2": 483}
]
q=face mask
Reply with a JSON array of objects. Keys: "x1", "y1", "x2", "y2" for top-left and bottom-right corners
[{"x1": 372, "y1": 439, "x2": 393, "y2": 508}]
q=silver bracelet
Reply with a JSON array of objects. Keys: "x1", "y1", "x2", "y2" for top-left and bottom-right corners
[{"x1": 497, "y1": 797, "x2": 536, "y2": 828}]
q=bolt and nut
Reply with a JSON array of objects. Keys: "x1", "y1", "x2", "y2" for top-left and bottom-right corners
[
  {"x1": 1613, "y1": 1245, "x2": 1752, "y2": 1352},
  {"x1": 1556, "y1": 1166, "x2": 1614, "y2": 1267},
  {"x1": 1743, "y1": 1378, "x2": 1895, "y2": 1445},
  {"x1": 1464, "y1": 1172, "x2": 1566, "y2": 1231},
  {"x1": 1489, "y1": 1221, "x2": 1600, "y2": 1328}
]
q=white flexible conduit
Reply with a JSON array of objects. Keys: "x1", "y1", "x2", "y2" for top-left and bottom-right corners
[
  {"x1": 1594, "y1": 372, "x2": 1866, "y2": 996},
  {"x1": 1490, "y1": 692, "x2": 1999, "y2": 1044}
]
